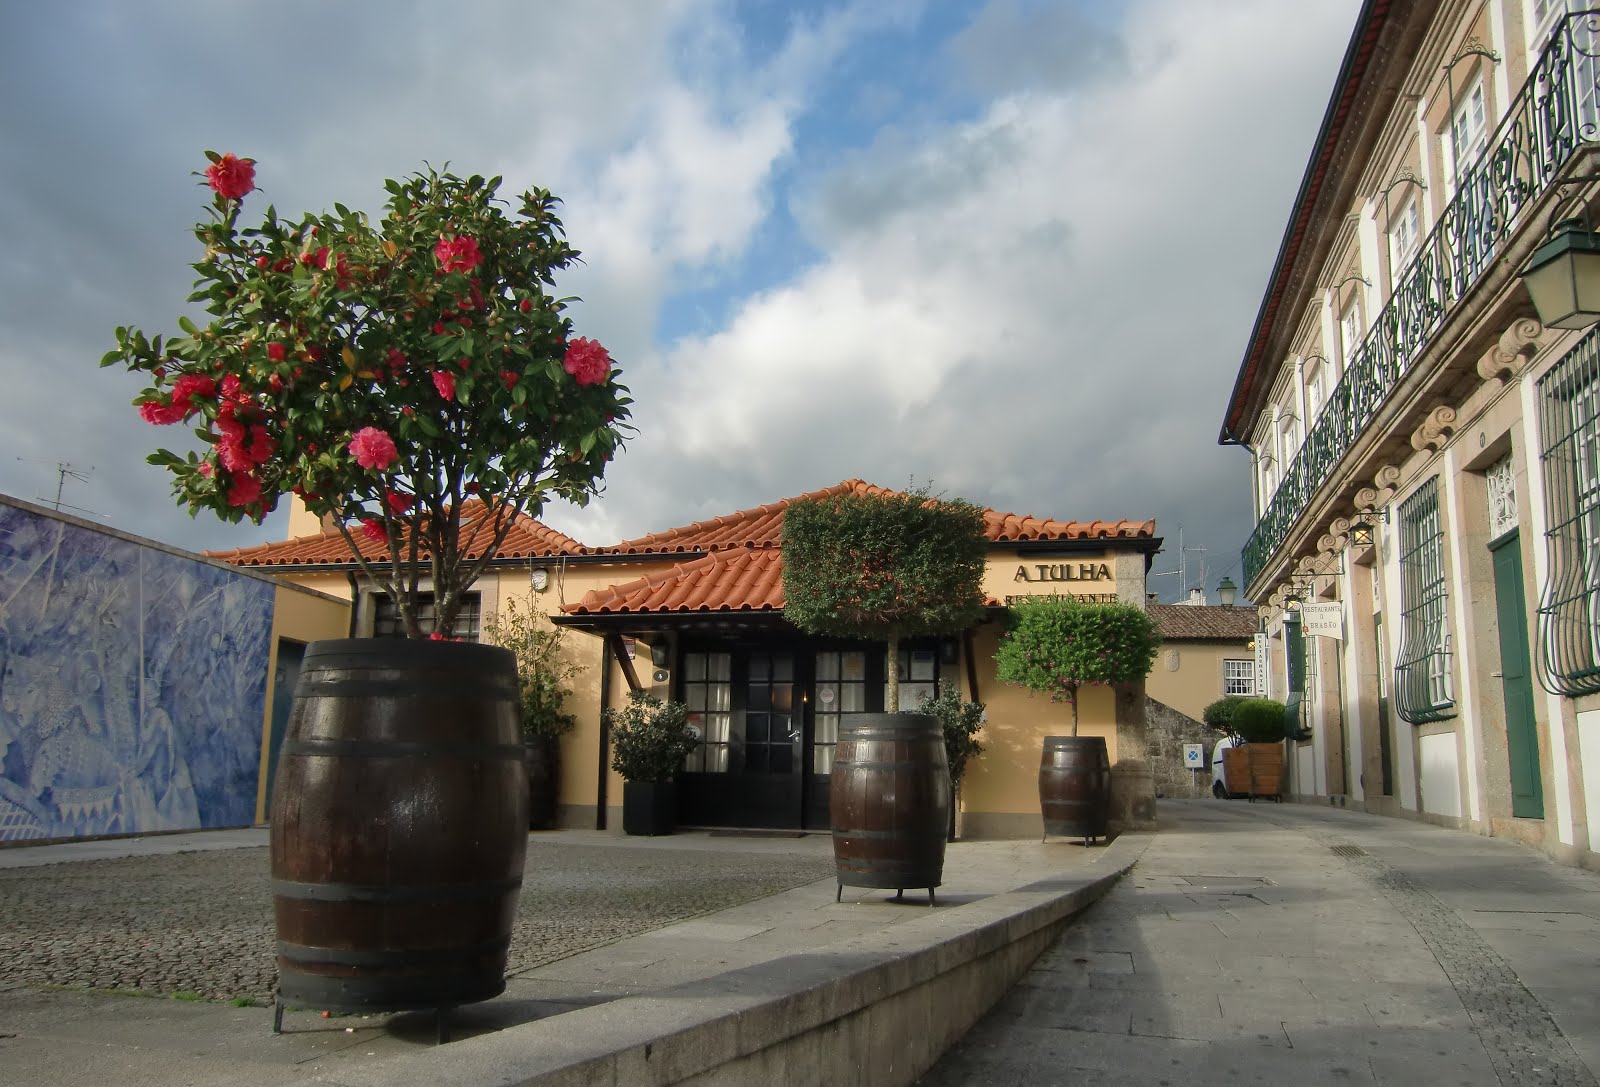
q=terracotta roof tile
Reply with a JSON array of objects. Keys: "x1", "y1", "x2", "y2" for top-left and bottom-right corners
[
  {"x1": 1147, "y1": 604, "x2": 1258, "y2": 641},
  {"x1": 207, "y1": 504, "x2": 586, "y2": 568},
  {"x1": 563, "y1": 547, "x2": 785, "y2": 615},
  {"x1": 597, "y1": 479, "x2": 1155, "y2": 555}
]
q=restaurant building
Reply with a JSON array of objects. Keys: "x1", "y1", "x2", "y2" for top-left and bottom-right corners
[{"x1": 213, "y1": 480, "x2": 1162, "y2": 838}]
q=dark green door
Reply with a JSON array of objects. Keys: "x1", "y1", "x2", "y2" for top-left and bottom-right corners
[{"x1": 1491, "y1": 533, "x2": 1543, "y2": 819}]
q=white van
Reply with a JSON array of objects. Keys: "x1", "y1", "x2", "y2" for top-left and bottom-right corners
[{"x1": 1210, "y1": 735, "x2": 1241, "y2": 798}]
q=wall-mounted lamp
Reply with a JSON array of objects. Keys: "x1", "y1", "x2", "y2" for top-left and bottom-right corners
[
  {"x1": 1522, "y1": 218, "x2": 1600, "y2": 329},
  {"x1": 650, "y1": 640, "x2": 670, "y2": 668},
  {"x1": 940, "y1": 638, "x2": 961, "y2": 666},
  {"x1": 1348, "y1": 507, "x2": 1390, "y2": 548}
]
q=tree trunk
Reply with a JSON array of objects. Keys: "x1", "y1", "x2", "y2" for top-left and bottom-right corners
[
  {"x1": 1069, "y1": 683, "x2": 1080, "y2": 737},
  {"x1": 885, "y1": 630, "x2": 900, "y2": 712}
]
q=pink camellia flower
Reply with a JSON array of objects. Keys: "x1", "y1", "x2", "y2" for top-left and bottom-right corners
[
  {"x1": 434, "y1": 236, "x2": 481, "y2": 274},
  {"x1": 226, "y1": 474, "x2": 262, "y2": 508},
  {"x1": 562, "y1": 337, "x2": 611, "y2": 387},
  {"x1": 197, "y1": 461, "x2": 214, "y2": 478},
  {"x1": 138, "y1": 399, "x2": 187, "y2": 425},
  {"x1": 267, "y1": 342, "x2": 287, "y2": 363},
  {"x1": 432, "y1": 370, "x2": 456, "y2": 401},
  {"x1": 348, "y1": 426, "x2": 398, "y2": 470},
  {"x1": 500, "y1": 370, "x2": 518, "y2": 390},
  {"x1": 385, "y1": 491, "x2": 414, "y2": 516},
  {"x1": 205, "y1": 153, "x2": 256, "y2": 201},
  {"x1": 360, "y1": 518, "x2": 387, "y2": 543}
]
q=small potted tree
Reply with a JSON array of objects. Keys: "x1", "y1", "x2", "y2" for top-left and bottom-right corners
[
  {"x1": 782, "y1": 483, "x2": 987, "y2": 902},
  {"x1": 1202, "y1": 695, "x2": 1248, "y2": 799},
  {"x1": 916, "y1": 687, "x2": 985, "y2": 842},
  {"x1": 994, "y1": 595, "x2": 1161, "y2": 842},
  {"x1": 483, "y1": 597, "x2": 580, "y2": 830},
  {"x1": 1221, "y1": 696, "x2": 1286, "y2": 801},
  {"x1": 604, "y1": 689, "x2": 698, "y2": 836}
]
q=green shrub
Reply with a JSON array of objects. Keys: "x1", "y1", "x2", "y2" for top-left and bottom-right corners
[
  {"x1": 1202, "y1": 695, "x2": 1247, "y2": 734},
  {"x1": 916, "y1": 687, "x2": 985, "y2": 787},
  {"x1": 483, "y1": 597, "x2": 581, "y2": 739},
  {"x1": 1232, "y1": 697, "x2": 1287, "y2": 743},
  {"x1": 605, "y1": 689, "x2": 696, "y2": 784}
]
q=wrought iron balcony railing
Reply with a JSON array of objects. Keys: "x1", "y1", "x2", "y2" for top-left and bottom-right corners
[{"x1": 1241, "y1": 12, "x2": 1600, "y2": 588}]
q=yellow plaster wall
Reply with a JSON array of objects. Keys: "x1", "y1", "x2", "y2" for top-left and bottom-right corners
[
  {"x1": 254, "y1": 583, "x2": 353, "y2": 822},
  {"x1": 1145, "y1": 640, "x2": 1253, "y2": 723},
  {"x1": 957, "y1": 620, "x2": 1118, "y2": 827}
]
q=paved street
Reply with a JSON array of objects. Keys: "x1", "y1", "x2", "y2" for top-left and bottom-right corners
[
  {"x1": 922, "y1": 800, "x2": 1600, "y2": 1086},
  {"x1": 0, "y1": 830, "x2": 835, "y2": 1002}
]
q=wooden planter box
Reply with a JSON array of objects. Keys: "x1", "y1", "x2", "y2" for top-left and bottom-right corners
[{"x1": 1222, "y1": 743, "x2": 1284, "y2": 801}]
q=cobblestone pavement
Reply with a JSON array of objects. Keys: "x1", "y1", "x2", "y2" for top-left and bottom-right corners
[
  {"x1": 0, "y1": 839, "x2": 835, "y2": 1002},
  {"x1": 923, "y1": 800, "x2": 1600, "y2": 1086}
]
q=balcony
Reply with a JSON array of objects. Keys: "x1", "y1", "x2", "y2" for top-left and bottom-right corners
[{"x1": 1241, "y1": 13, "x2": 1600, "y2": 589}]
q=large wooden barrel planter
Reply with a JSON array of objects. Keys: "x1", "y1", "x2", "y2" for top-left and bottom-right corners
[
  {"x1": 269, "y1": 638, "x2": 529, "y2": 1026},
  {"x1": 1038, "y1": 735, "x2": 1111, "y2": 844},
  {"x1": 829, "y1": 713, "x2": 950, "y2": 905}
]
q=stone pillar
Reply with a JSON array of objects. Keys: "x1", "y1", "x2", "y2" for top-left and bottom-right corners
[{"x1": 1109, "y1": 680, "x2": 1157, "y2": 832}]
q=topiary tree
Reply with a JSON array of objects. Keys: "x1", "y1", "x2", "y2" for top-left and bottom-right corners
[
  {"x1": 994, "y1": 595, "x2": 1162, "y2": 735},
  {"x1": 1231, "y1": 697, "x2": 1287, "y2": 744},
  {"x1": 782, "y1": 484, "x2": 988, "y2": 711},
  {"x1": 1202, "y1": 694, "x2": 1248, "y2": 735}
]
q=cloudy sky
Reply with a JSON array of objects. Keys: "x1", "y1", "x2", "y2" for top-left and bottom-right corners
[{"x1": 0, "y1": 0, "x2": 1358, "y2": 601}]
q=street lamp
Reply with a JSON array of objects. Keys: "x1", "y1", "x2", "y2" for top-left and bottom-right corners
[
  {"x1": 1216, "y1": 576, "x2": 1238, "y2": 607},
  {"x1": 1521, "y1": 219, "x2": 1600, "y2": 329},
  {"x1": 1349, "y1": 507, "x2": 1388, "y2": 548}
]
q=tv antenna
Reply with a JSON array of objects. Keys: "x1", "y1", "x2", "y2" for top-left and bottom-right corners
[{"x1": 17, "y1": 458, "x2": 102, "y2": 518}]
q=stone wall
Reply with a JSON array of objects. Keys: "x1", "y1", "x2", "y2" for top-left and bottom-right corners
[{"x1": 1145, "y1": 697, "x2": 1219, "y2": 800}]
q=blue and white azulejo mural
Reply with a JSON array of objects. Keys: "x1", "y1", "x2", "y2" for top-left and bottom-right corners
[{"x1": 0, "y1": 502, "x2": 273, "y2": 841}]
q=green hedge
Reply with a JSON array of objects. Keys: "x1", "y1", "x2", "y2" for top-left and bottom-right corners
[
  {"x1": 1202, "y1": 695, "x2": 1247, "y2": 734},
  {"x1": 1232, "y1": 697, "x2": 1287, "y2": 744}
]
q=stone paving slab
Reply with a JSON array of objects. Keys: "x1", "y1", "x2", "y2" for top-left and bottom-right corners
[{"x1": 921, "y1": 800, "x2": 1600, "y2": 1087}]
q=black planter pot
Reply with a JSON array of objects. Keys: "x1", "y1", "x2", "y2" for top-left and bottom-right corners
[
  {"x1": 524, "y1": 735, "x2": 561, "y2": 830},
  {"x1": 269, "y1": 638, "x2": 529, "y2": 1017},
  {"x1": 622, "y1": 780, "x2": 678, "y2": 836},
  {"x1": 1038, "y1": 735, "x2": 1111, "y2": 843}
]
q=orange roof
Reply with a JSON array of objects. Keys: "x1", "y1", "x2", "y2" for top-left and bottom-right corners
[
  {"x1": 567, "y1": 547, "x2": 785, "y2": 616},
  {"x1": 598, "y1": 479, "x2": 1155, "y2": 555},
  {"x1": 207, "y1": 504, "x2": 586, "y2": 568}
]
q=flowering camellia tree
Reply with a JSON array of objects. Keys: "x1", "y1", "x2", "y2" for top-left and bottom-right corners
[{"x1": 104, "y1": 152, "x2": 632, "y2": 638}]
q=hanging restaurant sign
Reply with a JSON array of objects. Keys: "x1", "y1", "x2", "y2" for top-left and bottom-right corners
[{"x1": 1299, "y1": 602, "x2": 1344, "y2": 640}]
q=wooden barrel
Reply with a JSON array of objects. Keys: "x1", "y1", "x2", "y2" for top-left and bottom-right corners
[
  {"x1": 269, "y1": 638, "x2": 528, "y2": 1013},
  {"x1": 1039, "y1": 735, "x2": 1110, "y2": 841},
  {"x1": 830, "y1": 713, "x2": 950, "y2": 891}
]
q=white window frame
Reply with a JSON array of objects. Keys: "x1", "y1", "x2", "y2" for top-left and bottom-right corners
[
  {"x1": 1223, "y1": 659, "x2": 1255, "y2": 697},
  {"x1": 1339, "y1": 302, "x2": 1364, "y2": 369},
  {"x1": 1389, "y1": 193, "x2": 1421, "y2": 272},
  {"x1": 1445, "y1": 77, "x2": 1489, "y2": 184}
]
